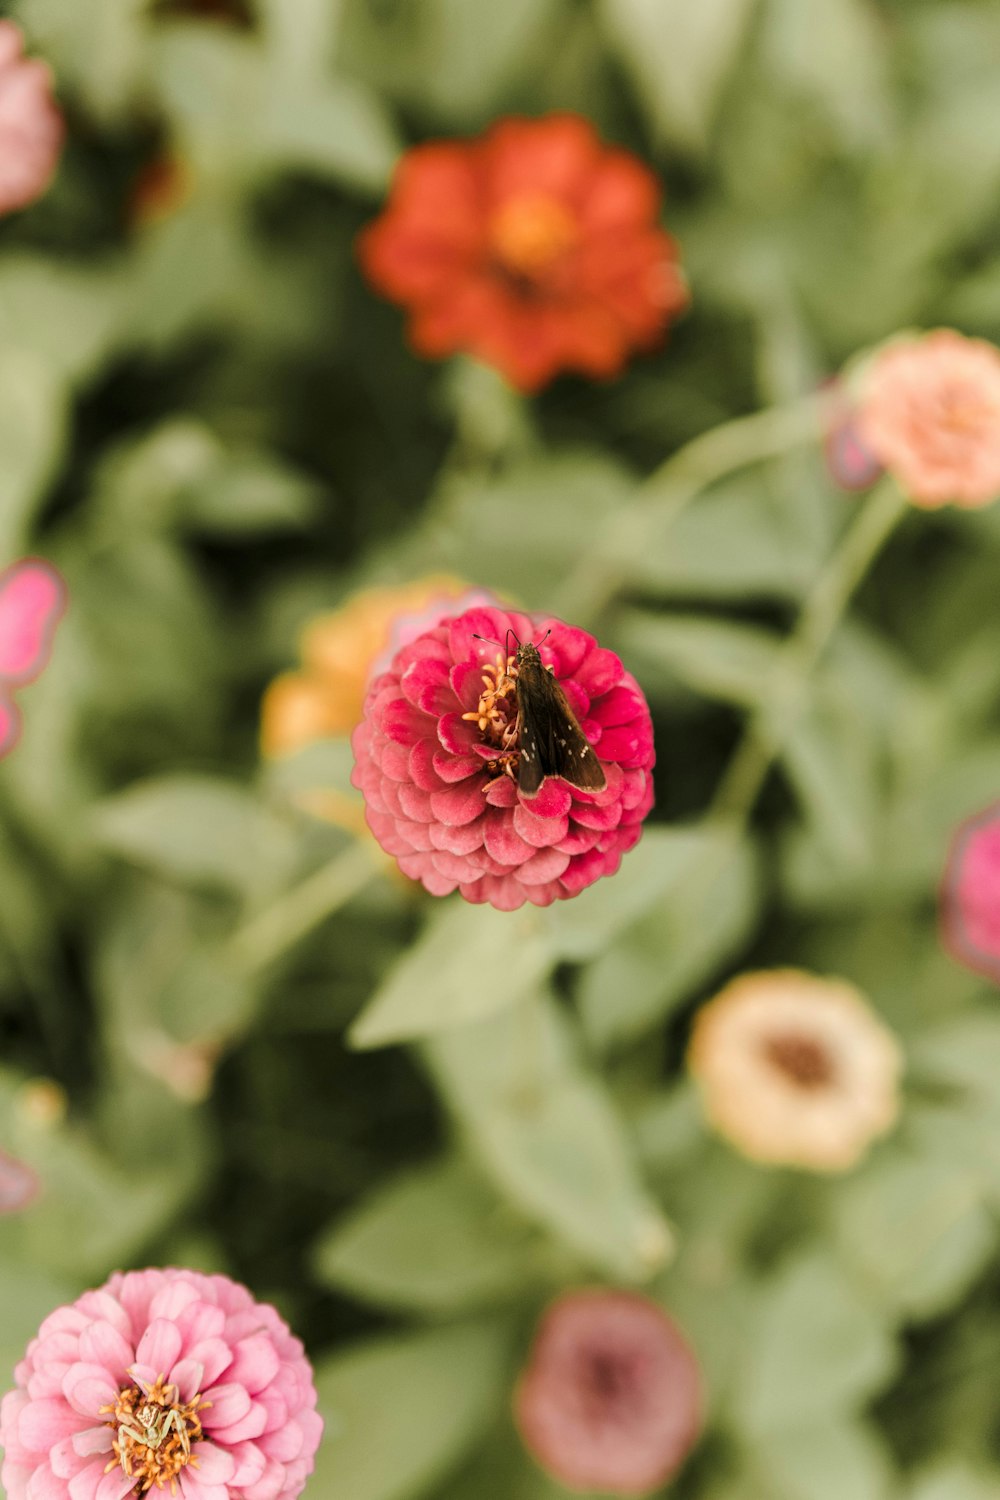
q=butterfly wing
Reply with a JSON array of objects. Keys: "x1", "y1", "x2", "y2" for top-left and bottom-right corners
[
  {"x1": 516, "y1": 658, "x2": 607, "y2": 796},
  {"x1": 0, "y1": 560, "x2": 66, "y2": 685}
]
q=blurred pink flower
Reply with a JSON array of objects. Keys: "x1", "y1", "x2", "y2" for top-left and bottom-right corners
[
  {"x1": 350, "y1": 603, "x2": 655, "y2": 909},
  {"x1": 822, "y1": 380, "x2": 883, "y2": 492},
  {"x1": 0, "y1": 21, "x2": 63, "y2": 216},
  {"x1": 941, "y1": 803, "x2": 1000, "y2": 983},
  {"x1": 0, "y1": 1151, "x2": 39, "y2": 1214},
  {"x1": 0, "y1": 1267, "x2": 322, "y2": 1500},
  {"x1": 857, "y1": 329, "x2": 1000, "y2": 507},
  {"x1": 0, "y1": 559, "x2": 66, "y2": 759},
  {"x1": 514, "y1": 1289, "x2": 702, "y2": 1496}
]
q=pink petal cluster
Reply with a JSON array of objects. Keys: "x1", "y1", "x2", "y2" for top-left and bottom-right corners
[
  {"x1": 0, "y1": 559, "x2": 67, "y2": 758},
  {"x1": 514, "y1": 1289, "x2": 702, "y2": 1496},
  {"x1": 856, "y1": 329, "x2": 1000, "y2": 508},
  {"x1": 0, "y1": 21, "x2": 63, "y2": 216},
  {"x1": 0, "y1": 1267, "x2": 323, "y2": 1500},
  {"x1": 941, "y1": 803, "x2": 1000, "y2": 984},
  {"x1": 350, "y1": 604, "x2": 655, "y2": 910}
]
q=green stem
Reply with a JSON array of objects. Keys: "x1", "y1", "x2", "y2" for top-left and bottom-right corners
[
  {"x1": 709, "y1": 476, "x2": 909, "y2": 826},
  {"x1": 554, "y1": 391, "x2": 826, "y2": 624},
  {"x1": 228, "y1": 839, "x2": 385, "y2": 978}
]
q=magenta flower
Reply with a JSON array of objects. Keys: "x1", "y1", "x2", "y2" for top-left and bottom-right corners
[
  {"x1": 0, "y1": 21, "x2": 63, "y2": 216},
  {"x1": 350, "y1": 604, "x2": 655, "y2": 910},
  {"x1": 0, "y1": 1150, "x2": 39, "y2": 1215},
  {"x1": 941, "y1": 803, "x2": 1000, "y2": 983},
  {"x1": 514, "y1": 1289, "x2": 702, "y2": 1496},
  {"x1": 0, "y1": 1267, "x2": 323, "y2": 1500},
  {"x1": 0, "y1": 558, "x2": 66, "y2": 758}
]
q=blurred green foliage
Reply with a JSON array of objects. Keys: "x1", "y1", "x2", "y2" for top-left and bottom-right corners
[{"x1": 3, "y1": 0, "x2": 1000, "y2": 1497}]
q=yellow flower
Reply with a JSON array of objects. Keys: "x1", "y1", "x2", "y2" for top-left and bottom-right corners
[
  {"x1": 688, "y1": 969, "x2": 902, "y2": 1173},
  {"x1": 261, "y1": 575, "x2": 473, "y2": 758}
]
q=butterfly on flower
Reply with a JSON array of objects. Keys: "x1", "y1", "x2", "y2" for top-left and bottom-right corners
[{"x1": 0, "y1": 559, "x2": 67, "y2": 759}]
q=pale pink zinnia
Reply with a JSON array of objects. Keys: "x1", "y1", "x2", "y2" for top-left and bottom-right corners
[
  {"x1": 941, "y1": 803, "x2": 1000, "y2": 984},
  {"x1": 0, "y1": 21, "x2": 63, "y2": 216},
  {"x1": 0, "y1": 558, "x2": 66, "y2": 758},
  {"x1": 0, "y1": 1267, "x2": 323, "y2": 1500},
  {"x1": 349, "y1": 603, "x2": 655, "y2": 910},
  {"x1": 856, "y1": 329, "x2": 1000, "y2": 508},
  {"x1": 514, "y1": 1289, "x2": 702, "y2": 1496}
]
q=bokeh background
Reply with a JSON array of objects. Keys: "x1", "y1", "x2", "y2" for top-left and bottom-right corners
[{"x1": 2, "y1": 0, "x2": 1000, "y2": 1496}]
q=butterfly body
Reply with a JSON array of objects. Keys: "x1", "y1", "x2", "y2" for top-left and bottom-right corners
[{"x1": 513, "y1": 640, "x2": 607, "y2": 796}]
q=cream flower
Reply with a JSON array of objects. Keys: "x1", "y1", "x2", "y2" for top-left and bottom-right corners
[{"x1": 688, "y1": 969, "x2": 902, "y2": 1172}]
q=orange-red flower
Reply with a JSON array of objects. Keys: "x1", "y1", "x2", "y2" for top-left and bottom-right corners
[{"x1": 358, "y1": 114, "x2": 688, "y2": 393}]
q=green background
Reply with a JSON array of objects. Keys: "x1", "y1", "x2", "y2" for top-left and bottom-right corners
[{"x1": 2, "y1": 0, "x2": 1000, "y2": 1496}]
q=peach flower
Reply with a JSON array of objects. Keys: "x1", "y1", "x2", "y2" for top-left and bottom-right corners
[{"x1": 857, "y1": 329, "x2": 1000, "y2": 508}]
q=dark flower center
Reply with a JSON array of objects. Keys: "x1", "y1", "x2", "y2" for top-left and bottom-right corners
[{"x1": 763, "y1": 1031, "x2": 836, "y2": 1090}]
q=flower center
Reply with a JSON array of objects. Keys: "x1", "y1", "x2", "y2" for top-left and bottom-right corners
[
  {"x1": 103, "y1": 1375, "x2": 207, "y2": 1494},
  {"x1": 763, "y1": 1032, "x2": 835, "y2": 1090},
  {"x1": 462, "y1": 652, "x2": 520, "y2": 779},
  {"x1": 489, "y1": 194, "x2": 578, "y2": 281}
]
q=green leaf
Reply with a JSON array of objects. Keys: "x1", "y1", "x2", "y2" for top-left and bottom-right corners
[
  {"x1": 743, "y1": 1419, "x2": 896, "y2": 1500},
  {"x1": 0, "y1": 1260, "x2": 80, "y2": 1384},
  {"x1": 91, "y1": 774, "x2": 298, "y2": 895},
  {"x1": 598, "y1": 0, "x2": 758, "y2": 152},
  {"x1": 314, "y1": 1156, "x2": 543, "y2": 1314},
  {"x1": 422, "y1": 994, "x2": 673, "y2": 1281},
  {"x1": 760, "y1": 0, "x2": 893, "y2": 154},
  {"x1": 613, "y1": 610, "x2": 781, "y2": 708},
  {"x1": 349, "y1": 900, "x2": 554, "y2": 1050},
  {"x1": 832, "y1": 1150, "x2": 996, "y2": 1322},
  {"x1": 732, "y1": 1252, "x2": 898, "y2": 1435},
  {"x1": 0, "y1": 347, "x2": 68, "y2": 556},
  {"x1": 575, "y1": 827, "x2": 760, "y2": 1050},
  {"x1": 311, "y1": 1320, "x2": 515, "y2": 1500}
]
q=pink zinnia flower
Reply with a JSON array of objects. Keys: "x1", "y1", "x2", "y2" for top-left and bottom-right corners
[
  {"x1": 349, "y1": 604, "x2": 655, "y2": 910},
  {"x1": 0, "y1": 558, "x2": 66, "y2": 758},
  {"x1": 0, "y1": 1267, "x2": 323, "y2": 1500},
  {"x1": 941, "y1": 803, "x2": 1000, "y2": 984},
  {"x1": 0, "y1": 21, "x2": 63, "y2": 216},
  {"x1": 514, "y1": 1289, "x2": 702, "y2": 1496},
  {"x1": 856, "y1": 329, "x2": 1000, "y2": 508}
]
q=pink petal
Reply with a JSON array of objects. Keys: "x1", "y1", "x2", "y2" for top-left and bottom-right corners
[
  {"x1": 240, "y1": 1457, "x2": 287, "y2": 1500},
  {"x1": 188, "y1": 1442, "x2": 235, "y2": 1485},
  {"x1": 201, "y1": 1382, "x2": 251, "y2": 1430},
  {"x1": 483, "y1": 776, "x2": 516, "y2": 808},
  {"x1": 0, "y1": 560, "x2": 66, "y2": 683},
  {"x1": 483, "y1": 811, "x2": 535, "y2": 867},
  {"x1": 135, "y1": 1316, "x2": 183, "y2": 1375},
  {"x1": 148, "y1": 1279, "x2": 201, "y2": 1323},
  {"x1": 431, "y1": 748, "x2": 483, "y2": 783},
  {"x1": 207, "y1": 1400, "x2": 268, "y2": 1444},
  {"x1": 429, "y1": 780, "x2": 486, "y2": 827},
  {"x1": 259, "y1": 1418, "x2": 302, "y2": 1462},
  {"x1": 50, "y1": 1435, "x2": 89, "y2": 1480},
  {"x1": 67, "y1": 1460, "x2": 106, "y2": 1500},
  {"x1": 226, "y1": 1336, "x2": 280, "y2": 1396},
  {"x1": 72, "y1": 1429, "x2": 113, "y2": 1458},
  {"x1": 62, "y1": 1364, "x2": 119, "y2": 1418},
  {"x1": 229, "y1": 1441, "x2": 267, "y2": 1487},
  {"x1": 96, "y1": 1467, "x2": 139, "y2": 1500},
  {"x1": 77, "y1": 1324, "x2": 133, "y2": 1383},
  {"x1": 26, "y1": 1461, "x2": 66, "y2": 1500},
  {"x1": 518, "y1": 779, "x2": 571, "y2": 818},
  {"x1": 169, "y1": 1357, "x2": 206, "y2": 1403},
  {"x1": 184, "y1": 1339, "x2": 234, "y2": 1389}
]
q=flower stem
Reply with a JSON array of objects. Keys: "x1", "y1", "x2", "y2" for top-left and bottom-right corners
[
  {"x1": 709, "y1": 476, "x2": 909, "y2": 826},
  {"x1": 228, "y1": 839, "x2": 386, "y2": 978},
  {"x1": 554, "y1": 391, "x2": 826, "y2": 624}
]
